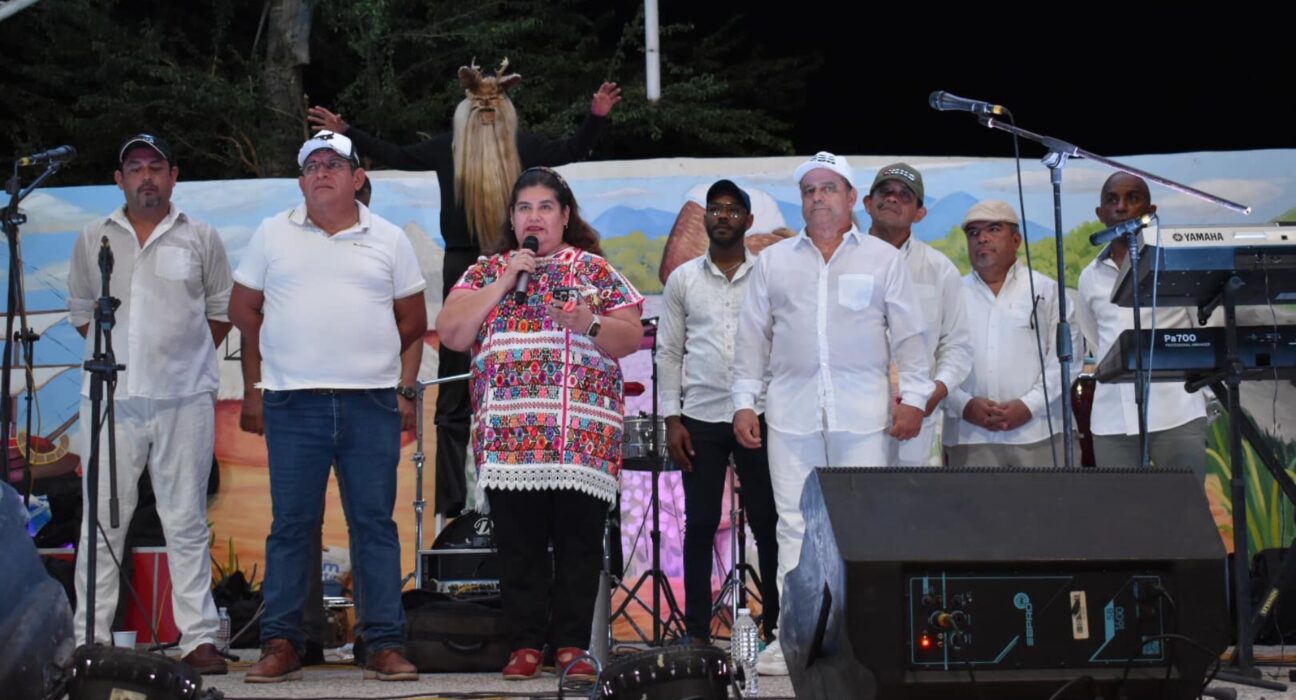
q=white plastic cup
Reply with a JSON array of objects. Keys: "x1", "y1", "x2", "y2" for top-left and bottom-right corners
[{"x1": 112, "y1": 630, "x2": 137, "y2": 648}]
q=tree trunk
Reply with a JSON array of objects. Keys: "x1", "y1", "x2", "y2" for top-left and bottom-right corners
[{"x1": 260, "y1": 0, "x2": 312, "y2": 175}]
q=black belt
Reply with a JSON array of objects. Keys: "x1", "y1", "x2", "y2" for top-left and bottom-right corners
[{"x1": 292, "y1": 388, "x2": 387, "y2": 395}]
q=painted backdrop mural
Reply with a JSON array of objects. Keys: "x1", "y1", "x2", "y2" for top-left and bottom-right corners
[{"x1": 6, "y1": 150, "x2": 1295, "y2": 597}]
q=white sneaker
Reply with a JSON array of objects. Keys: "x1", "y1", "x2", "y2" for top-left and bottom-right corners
[{"x1": 756, "y1": 639, "x2": 788, "y2": 676}]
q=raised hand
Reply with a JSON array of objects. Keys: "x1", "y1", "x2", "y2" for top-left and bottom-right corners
[
  {"x1": 590, "y1": 82, "x2": 622, "y2": 117},
  {"x1": 306, "y1": 106, "x2": 350, "y2": 134}
]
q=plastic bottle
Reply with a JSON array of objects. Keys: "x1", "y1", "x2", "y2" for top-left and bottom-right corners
[
  {"x1": 217, "y1": 607, "x2": 231, "y2": 650},
  {"x1": 733, "y1": 608, "x2": 760, "y2": 696}
]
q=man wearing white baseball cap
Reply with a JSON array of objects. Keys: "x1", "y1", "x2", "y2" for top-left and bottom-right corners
[
  {"x1": 229, "y1": 130, "x2": 426, "y2": 682},
  {"x1": 731, "y1": 151, "x2": 933, "y2": 675}
]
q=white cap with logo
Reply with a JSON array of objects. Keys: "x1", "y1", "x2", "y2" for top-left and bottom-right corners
[
  {"x1": 297, "y1": 130, "x2": 359, "y2": 168},
  {"x1": 794, "y1": 151, "x2": 854, "y2": 187}
]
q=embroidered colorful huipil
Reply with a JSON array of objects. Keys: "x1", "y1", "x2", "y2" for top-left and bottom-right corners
[{"x1": 453, "y1": 246, "x2": 644, "y2": 505}]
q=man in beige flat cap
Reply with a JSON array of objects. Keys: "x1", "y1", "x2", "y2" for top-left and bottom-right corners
[{"x1": 943, "y1": 200, "x2": 1073, "y2": 467}]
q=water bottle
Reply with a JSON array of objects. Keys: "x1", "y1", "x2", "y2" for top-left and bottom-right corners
[
  {"x1": 733, "y1": 608, "x2": 760, "y2": 697},
  {"x1": 217, "y1": 607, "x2": 231, "y2": 650}
]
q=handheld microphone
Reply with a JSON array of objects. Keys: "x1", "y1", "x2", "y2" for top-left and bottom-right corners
[
  {"x1": 514, "y1": 235, "x2": 539, "y2": 304},
  {"x1": 928, "y1": 91, "x2": 1005, "y2": 116},
  {"x1": 1089, "y1": 213, "x2": 1156, "y2": 246},
  {"x1": 17, "y1": 145, "x2": 77, "y2": 167}
]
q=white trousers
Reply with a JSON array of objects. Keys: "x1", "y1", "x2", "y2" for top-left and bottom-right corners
[
  {"x1": 74, "y1": 394, "x2": 220, "y2": 654},
  {"x1": 766, "y1": 427, "x2": 887, "y2": 607}
]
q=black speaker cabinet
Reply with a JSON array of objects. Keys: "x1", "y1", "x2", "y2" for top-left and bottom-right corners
[{"x1": 783, "y1": 467, "x2": 1228, "y2": 699}]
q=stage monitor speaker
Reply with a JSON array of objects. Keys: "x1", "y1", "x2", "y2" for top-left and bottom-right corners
[{"x1": 783, "y1": 467, "x2": 1228, "y2": 700}]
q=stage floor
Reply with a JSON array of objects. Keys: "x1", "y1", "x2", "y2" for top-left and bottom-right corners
[
  {"x1": 189, "y1": 647, "x2": 1295, "y2": 699},
  {"x1": 201, "y1": 647, "x2": 795, "y2": 699}
]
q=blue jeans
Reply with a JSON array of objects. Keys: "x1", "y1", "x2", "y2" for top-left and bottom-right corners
[{"x1": 260, "y1": 389, "x2": 405, "y2": 653}]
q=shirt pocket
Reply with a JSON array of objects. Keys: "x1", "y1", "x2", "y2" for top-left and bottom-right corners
[
  {"x1": 837, "y1": 273, "x2": 874, "y2": 311},
  {"x1": 155, "y1": 246, "x2": 193, "y2": 282},
  {"x1": 1007, "y1": 299, "x2": 1036, "y2": 329}
]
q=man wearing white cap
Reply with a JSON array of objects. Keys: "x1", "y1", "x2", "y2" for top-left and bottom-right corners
[
  {"x1": 944, "y1": 200, "x2": 1072, "y2": 467},
  {"x1": 864, "y1": 163, "x2": 971, "y2": 466},
  {"x1": 68, "y1": 133, "x2": 232, "y2": 674},
  {"x1": 229, "y1": 131, "x2": 427, "y2": 682},
  {"x1": 731, "y1": 151, "x2": 933, "y2": 675}
]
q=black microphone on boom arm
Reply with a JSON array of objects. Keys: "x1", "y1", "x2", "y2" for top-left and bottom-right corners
[
  {"x1": 1089, "y1": 214, "x2": 1156, "y2": 246},
  {"x1": 16, "y1": 145, "x2": 77, "y2": 167},
  {"x1": 928, "y1": 91, "x2": 1006, "y2": 116}
]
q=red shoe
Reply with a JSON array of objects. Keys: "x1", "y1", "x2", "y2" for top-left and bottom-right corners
[
  {"x1": 502, "y1": 648, "x2": 543, "y2": 680},
  {"x1": 555, "y1": 647, "x2": 596, "y2": 681}
]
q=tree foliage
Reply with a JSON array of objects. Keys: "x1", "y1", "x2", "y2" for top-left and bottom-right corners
[{"x1": 0, "y1": 1, "x2": 818, "y2": 184}]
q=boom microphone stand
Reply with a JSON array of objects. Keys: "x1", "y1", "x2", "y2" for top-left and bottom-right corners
[
  {"x1": 2, "y1": 158, "x2": 68, "y2": 503},
  {"x1": 81, "y1": 236, "x2": 126, "y2": 647},
  {"x1": 930, "y1": 91, "x2": 1250, "y2": 469}
]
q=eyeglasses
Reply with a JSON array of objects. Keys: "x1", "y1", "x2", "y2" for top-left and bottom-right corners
[
  {"x1": 705, "y1": 205, "x2": 747, "y2": 220},
  {"x1": 301, "y1": 158, "x2": 352, "y2": 176}
]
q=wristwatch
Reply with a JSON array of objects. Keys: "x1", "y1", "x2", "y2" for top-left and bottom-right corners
[
  {"x1": 586, "y1": 316, "x2": 602, "y2": 338},
  {"x1": 396, "y1": 384, "x2": 418, "y2": 400}
]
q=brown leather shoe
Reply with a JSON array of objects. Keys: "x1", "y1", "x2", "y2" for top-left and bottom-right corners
[
  {"x1": 245, "y1": 639, "x2": 303, "y2": 683},
  {"x1": 181, "y1": 643, "x2": 228, "y2": 675},
  {"x1": 363, "y1": 647, "x2": 418, "y2": 681}
]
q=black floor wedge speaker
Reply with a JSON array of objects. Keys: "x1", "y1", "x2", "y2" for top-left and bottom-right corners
[{"x1": 782, "y1": 467, "x2": 1228, "y2": 700}]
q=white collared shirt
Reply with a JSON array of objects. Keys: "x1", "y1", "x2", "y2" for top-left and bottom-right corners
[
  {"x1": 67, "y1": 206, "x2": 232, "y2": 399},
  {"x1": 657, "y1": 250, "x2": 762, "y2": 423},
  {"x1": 233, "y1": 202, "x2": 426, "y2": 390},
  {"x1": 894, "y1": 235, "x2": 973, "y2": 417},
  {"x1": 945, "y1": 262, "x2": 1076, "y2": 446},
  {"x1": 1076, "y1": 247, "x2": 1206, "y2": 435},
  {"x1": 732, "y1": 226, "x2": 933, "y2": 435}
]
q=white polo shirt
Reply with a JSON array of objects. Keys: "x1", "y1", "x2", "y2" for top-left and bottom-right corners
[{"x1": 233, "y1": 202, "x2": 426, "y2": 390}]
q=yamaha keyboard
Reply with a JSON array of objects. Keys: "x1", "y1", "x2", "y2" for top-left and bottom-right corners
[
  {"x1": 1110, "y1": 222, "x2": 1296, "y2": 308},
  {"x1": 1094, "y1": 325, "x2": 1296, "y2": 383}
]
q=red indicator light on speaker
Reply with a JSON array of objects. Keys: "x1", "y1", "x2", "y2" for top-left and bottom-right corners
[{"x1": 920, "y1": 635, "x2": 932, "y2": 649}]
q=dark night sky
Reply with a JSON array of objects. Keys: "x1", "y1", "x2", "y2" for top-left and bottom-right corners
[{"x1": 680, "y1": 7, "x2": 1296, "y2": 159}]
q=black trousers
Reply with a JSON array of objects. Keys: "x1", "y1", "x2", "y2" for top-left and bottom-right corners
[
  {"x1": 488, "y1": 487, "x2": 609, "y2": 651},
  {"x1": 680, "y1": 415, "x2": 780, "y2": 641}
]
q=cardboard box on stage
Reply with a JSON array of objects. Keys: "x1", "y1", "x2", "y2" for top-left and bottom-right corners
[{"x1": 40, "y1": 546, "x2": 180, "y2": 644}]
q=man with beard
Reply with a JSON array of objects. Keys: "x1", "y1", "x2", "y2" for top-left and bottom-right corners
[
  {"x1": 658, "y1": 180, "x2": 780, "y2": 646},
  {"x1": 944, "y1": 200, "x2": 1071, "y2": 467},
  {"x1": 863, "y1": 163, "x2": 971, "y2": 466},
  {"x1": 307, "y1": 62, "x2": 620, "y2": 516},
  {"x1": 732, "y1": 152, "x2": 933, "y2": 674},
  {"x1": 67, "y1": 134, "x2": 233, "y2": 675},
  {"x1": 1077, "y1": 173, "x2": 1208, "y2": 477}
]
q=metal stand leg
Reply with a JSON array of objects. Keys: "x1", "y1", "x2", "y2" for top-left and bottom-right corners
[{"x1": 710, "y1": 460, "x2": 762, "y2": 641}]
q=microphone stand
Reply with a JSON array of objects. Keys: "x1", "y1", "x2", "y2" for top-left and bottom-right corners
[
  {"x1": 82, "y1": 236, "x2": 125, "y2": 647},
  {"x1": 2, "y1": 161, "x2": 64, "y2": 505},
  {"x1": 971, "y1": 115, "x2": 1249, "y2": 470}
]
